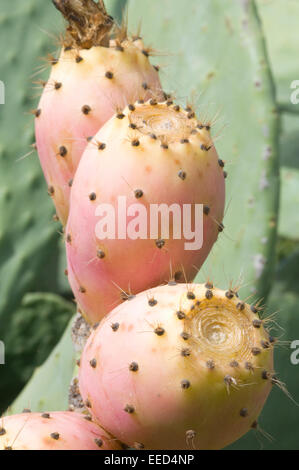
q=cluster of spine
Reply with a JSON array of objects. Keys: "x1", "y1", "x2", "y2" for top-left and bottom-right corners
[{"x1": 35, "y1": 1, "x2": 163, "y2": 225}]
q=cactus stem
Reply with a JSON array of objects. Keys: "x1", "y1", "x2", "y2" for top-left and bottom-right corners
[{"x1": 52, "y1": 0, "x2": 114, "y2": 49}]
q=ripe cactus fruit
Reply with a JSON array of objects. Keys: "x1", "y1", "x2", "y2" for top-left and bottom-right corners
[
  {"x1": 35, "y1": 0, "x2": 162, "y2": 225},
  {"x1": 66, "y1": 101, "x2": 226, "y2": 324},
  {"x1": 79, "y1": 283, "x2": 274, "y2": 450},
  {"x1": 0, "y1": 411, "x2": 121, "y2": 450}
]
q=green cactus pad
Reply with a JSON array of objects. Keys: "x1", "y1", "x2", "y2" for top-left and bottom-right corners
[
  {"x1": 7, "y1": 315, "x2": 76, "y2": 415},
  {"x1": 128, "y1": 0, "x2": 280, "y2": 301}
]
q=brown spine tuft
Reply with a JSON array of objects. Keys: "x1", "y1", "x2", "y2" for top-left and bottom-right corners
[{"x1": 52, "y1": 0, "x2": 114, "y2": 49}]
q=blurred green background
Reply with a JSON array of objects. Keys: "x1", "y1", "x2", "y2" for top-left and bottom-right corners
[{"x1": 0, "y1": 0, "x2": 298, "y2": 449}]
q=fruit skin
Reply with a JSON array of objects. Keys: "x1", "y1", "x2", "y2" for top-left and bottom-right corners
[
  {"x1": 35, "y1": 40, "x2": 162, "y2": 225},
  {"x1": 0, "y1": 411, "x2": 122, "y2": 450},
  {"x1": 79, "y1": 283, "x2": 274, "y2": 450},
  {"x1": 66, "y1": 101, "x2": 226, "y2": 324}
]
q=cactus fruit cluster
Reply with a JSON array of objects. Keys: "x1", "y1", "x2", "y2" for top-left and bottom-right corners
[{"x1": 3, "y1": 0, "x2": 288, "y2": 451}]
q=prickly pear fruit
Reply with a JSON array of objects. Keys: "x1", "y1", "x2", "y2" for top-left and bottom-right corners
[
  {"x1": 35, "y1": 0, "x2": 162, "y2": 225},
  {"x1": 0, "y1": 411, "x2": 122, "y2": 450},
  {"x1": 79, "y1": 283, "x2": 274, "y2": 450},
  {"x1": 66, "y1": 100, "x2": 226, "y2": 324}
]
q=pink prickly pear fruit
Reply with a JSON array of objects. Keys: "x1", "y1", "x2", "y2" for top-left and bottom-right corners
[
  {"x1": 0, "y1": 411, "x2": 122, "y2": 450},
  {"x1": 35, "y1": 0, "x2": 162, "y2": 225},
  {"x1": 66, "y1": 100, "x2": 226, "y2": 324},
  {"x1": 79, "y1": 283, "x2": 274, "y2": 450}
]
